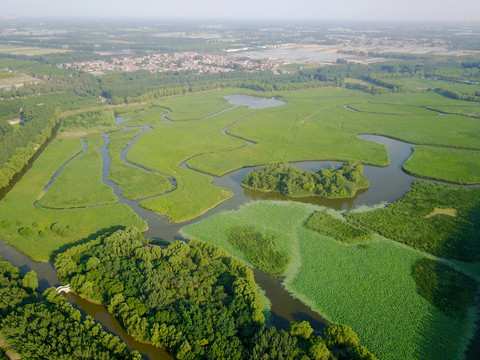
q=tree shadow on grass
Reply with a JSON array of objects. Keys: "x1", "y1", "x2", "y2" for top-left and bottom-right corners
[
  {"x1": 441, "y1": 202, "x2": 480, "y2": 263},
  {"x1": 411, "y1": 257, "x2": 479, "y2": 360}
]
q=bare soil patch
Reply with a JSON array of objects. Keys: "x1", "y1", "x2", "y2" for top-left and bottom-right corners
[{"x1": 426, "y1": 207, "x2": 457, "y2": 218}]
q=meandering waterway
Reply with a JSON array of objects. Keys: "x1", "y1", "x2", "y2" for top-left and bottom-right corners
[{"x1": 0, "y1": 94, "x2": 478, "y2": 359}]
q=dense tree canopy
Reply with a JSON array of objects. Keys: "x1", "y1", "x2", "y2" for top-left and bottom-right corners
[
  {"x1": 0, "y1": 257, "x2": 141, "y2": 359},
  {"x1": 242, "y1": 162, "x2": 369, "y2": 199},
  {"x1": 55, "y1": 228, "x2": 377, "y2": 360}
]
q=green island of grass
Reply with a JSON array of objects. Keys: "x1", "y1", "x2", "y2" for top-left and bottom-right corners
[
  {"x1": 403, "y1": 145, "x2": 480, "y2": 184},
  {"x1": 107, "y1": 128, "x2": 174, "y2": 200},
  {"x1": 242, "y1": 162, "x2": 369, "y2": 199},
  {"x1": 39, "y1": 134, "x2": 118, "y2": 208}
]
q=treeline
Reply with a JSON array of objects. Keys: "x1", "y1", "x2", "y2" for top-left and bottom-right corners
[
  {"x1": 0, "y1": 257, "x2": 141, "y2": 359},
  {"x1": 242, "y1": 162, "x2": 369, "y2": 199},
  {"x1": 434, "y1": 88, "x2": 480, "y2": 102},
  {"x1": 0, "y1": 92, "x2": 99, "y2": 121},
  {"x1": 120, "y1": 77, "x2": 331, "y2": 105},
  {"x1": 360, "y1": 75, "x2": 404, "y2": 92},
  {"x1": 55, "y1": 228, "x2": 377, "y2": 360},
  {"x1": 345, "y1": 82, "x2": 389, "y2": 95},
  {"x1": 0, "y1": 57, "x2": 101, "y2": 100},
  {"x1": 100, "y1": 70, "x2": 330, "y2": 102},
  {"x1": 0, "y1": 103, "x2": 61, "y2": 190}
]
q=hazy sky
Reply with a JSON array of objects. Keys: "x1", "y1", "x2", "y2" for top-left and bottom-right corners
[{"x1": 4, "y1": 0, "x2": 480, "y2": 22}]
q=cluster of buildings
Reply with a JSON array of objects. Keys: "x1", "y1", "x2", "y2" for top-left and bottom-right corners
[{"x1": 58, "y1": 52, "x2": 275, "y2": 74}]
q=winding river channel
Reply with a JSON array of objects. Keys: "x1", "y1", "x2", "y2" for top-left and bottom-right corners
[{"x1": 0, "y1": 95, "x2": 478, "y2": 359}]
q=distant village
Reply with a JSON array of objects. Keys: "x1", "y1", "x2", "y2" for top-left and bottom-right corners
[{"x1": 58, "y1": 52, "x2": 276, "y2": 74}]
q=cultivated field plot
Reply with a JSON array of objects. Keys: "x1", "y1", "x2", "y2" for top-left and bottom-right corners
[
  {"x1": 181, "y1": 187, "x2": 480, "y2": 360},
  {"x1": 0, "y1": 45, "x2": 69, "y2": 56},
  {"x1": 0, "y1": 72, "x2": 39, "y2": 87}
]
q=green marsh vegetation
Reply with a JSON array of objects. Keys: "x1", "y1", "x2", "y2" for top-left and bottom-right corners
[
  {"x1": 305, "y1": 211, "x2": 371, "y2": 244},
  {"x1": 242, "y1": 162, "x2": 369, "y2": 199},
  {"x1": 107, "y1": 128, "x2": 174, "y2": 200},
  {"x1": 403, "y1": 146, "x2": 480, "y2": 184},
  {"x1": 411, "y1": 258, "x2": 477, "y2": 319},
  {"x1": 114, "y1": 104, "x2": 169, "y2": 126},
  {"x1": 346, "y1": 181, "x2": 480, "y2": 262},
  {"x1": 227, "y1": 226, "x2": 290, "y2": 277},
  {"x1": 0, "y1": 257, "x2": 142, "y2": 359},
  {"x1": 181, "y1": 199, "x2": 478, "y2": 360},
  {"x1": 152, "y1": 90, "x2": 235, "y2": 121},
  {"x1": 39, "y1": 134, "x2": 118, "y2": 208},
  {"x1": 187, "y1": 88, "x2": 388, "y2": 176},
  {"x1": 127, "y1": 102, "x2": 255, "y2": 221},
  {"x1": 188, "y1": 88, "x2": 480, "y2": 181},
  {"x1": 0, "y1": 137, "x2": 145, "y2": 261},
  {"x1": 59, "y1": 109, "x2": 120, "y2": 135}
]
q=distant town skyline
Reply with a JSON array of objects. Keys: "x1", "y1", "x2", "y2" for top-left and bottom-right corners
[{"x1": 4, "y1": 0, "x2": 480, "y2": 22}]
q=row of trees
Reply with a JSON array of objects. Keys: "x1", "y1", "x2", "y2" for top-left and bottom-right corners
[
  {"x1": 242, "y1": 162, "x2": 369, "y2": 199},
  {"x1": 434, "y1": 88, "x2": 480, "y2": 102},
  {"x1": 0, "y1": 103, "x2": 61, "y2": 190},
  {"x1": 55, "y1": 227, "x2": 378, "y2": 360},
  {"x1": 0, "y1": 257, "x2": 141, "y2": 359}
]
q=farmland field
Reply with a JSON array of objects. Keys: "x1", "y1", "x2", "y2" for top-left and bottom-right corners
[{"x1": 0, "y1": 45, "x2": 69, "y2": 55}]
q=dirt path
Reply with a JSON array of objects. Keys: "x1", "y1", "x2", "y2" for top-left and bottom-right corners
[{"x1": 300, "y1": 107, "x2": 324, "y2": 124}]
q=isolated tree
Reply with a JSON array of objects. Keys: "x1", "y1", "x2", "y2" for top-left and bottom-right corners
[{"x1": 22, "y1": 270, "x2": 38, "y2": 292}]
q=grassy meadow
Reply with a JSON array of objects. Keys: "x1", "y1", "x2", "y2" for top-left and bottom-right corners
[
  {"x1": 181, "y1": 200, "x2": 479, "y2": 360},
  {"x1": 39, "y1": 135, "x2": 118, "y2": 208},
  {"x1": 107, "y1": 128, "x2": 174, "y2": 200},
  {"x1": 127, "y1": 104, "x2": 255, "y2": 221},
  {"x1": 403, "y1": 146, "x2": 480, "y2": 184},
  {"x1": 152, "y1": 90, "x2": 235, "y2": 120},
  {"x1": 188, "y1": 89, "x2": 480, "y2": 177},
  {"x1": 114, "y1": 104, "x2": 169, "y2": 126}
]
